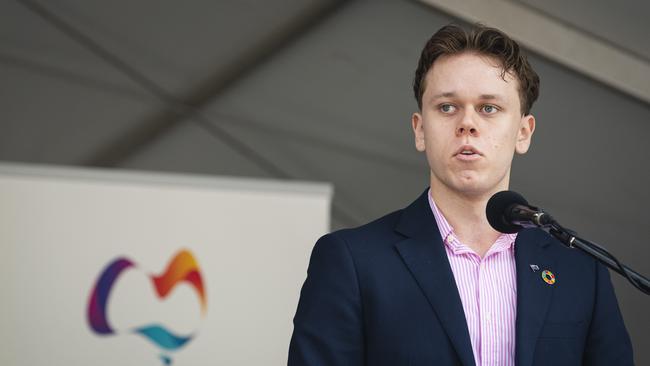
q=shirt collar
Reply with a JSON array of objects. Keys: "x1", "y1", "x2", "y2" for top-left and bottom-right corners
[{"x1": 427, "y1": 188, "x2": 517, "y2": 256}]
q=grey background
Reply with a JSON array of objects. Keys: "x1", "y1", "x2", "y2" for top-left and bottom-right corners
[{"x1": 1, "y1": 0, "x2": 648, "y2": 363}]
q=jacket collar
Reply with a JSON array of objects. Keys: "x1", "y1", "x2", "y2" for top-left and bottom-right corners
[
  {"x1": 394, "y1": 189, "x2": 476, "y2": 366},
  {"x1": 514, "y1": 228, "x2": 555, "y2": 366}
]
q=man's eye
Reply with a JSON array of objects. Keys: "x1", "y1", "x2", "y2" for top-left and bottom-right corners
[
  {"x1": 481, "y1": 105, "x2": 498, "y2": 114},
  {"x1": 440, "y1": 104, "x2": 456, "y2": 113}
]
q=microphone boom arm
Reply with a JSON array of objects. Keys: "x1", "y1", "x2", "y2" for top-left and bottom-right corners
[
  {"x1": 486, "y1": 190, "x2": 650, "y2": 295},
  {"x1": 546, "y1": 222, "x2": 650, "y2": 295}
]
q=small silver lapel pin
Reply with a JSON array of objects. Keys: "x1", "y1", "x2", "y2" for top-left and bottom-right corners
[{"x1": 530, "y1": 264, "x2": 540, "y2": 272}]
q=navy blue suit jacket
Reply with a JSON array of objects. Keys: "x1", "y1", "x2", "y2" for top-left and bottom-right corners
[{"x1": 289, "y1": 189, "x2": 633, "y2": 365}]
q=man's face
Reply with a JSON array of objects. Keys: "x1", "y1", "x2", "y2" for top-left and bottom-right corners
[{"x1": 412, "y1": 52, "x2": 535, "y2": 198}]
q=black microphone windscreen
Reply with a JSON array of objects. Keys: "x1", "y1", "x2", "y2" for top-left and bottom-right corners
[{"x1": 486, "y1": 190, "x2": 529, "y2": 234}]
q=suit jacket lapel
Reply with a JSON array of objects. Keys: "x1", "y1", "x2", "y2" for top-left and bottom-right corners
[
  {"x1": 514, "y1": 228, "x2": 555, "y2": 366},
  {"x1": 394, "y1": 190, "x2": 476, "y2": 366}
]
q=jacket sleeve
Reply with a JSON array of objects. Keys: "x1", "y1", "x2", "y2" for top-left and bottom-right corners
[
  {"x1": 288, "y1": 233, "x2": 365, "y2": 366},
  {"x1": 582, "y1": 261, "x2": 634, "y2": 365}
]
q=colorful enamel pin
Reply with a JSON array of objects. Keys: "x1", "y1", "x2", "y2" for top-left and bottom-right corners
[{"x1": 541, "y1": 270, "x2": 556, "y2": 285}]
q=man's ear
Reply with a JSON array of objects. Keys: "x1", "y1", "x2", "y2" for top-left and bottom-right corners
[
  {"x1": 515, "y1": 114, "x2": 535, "y2": 154},
  {"x1": 412, "y1": 112, "x2": 426, "y2": 152}
]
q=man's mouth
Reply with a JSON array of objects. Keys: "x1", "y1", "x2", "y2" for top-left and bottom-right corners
[{"x1": 454, "y1": 145, "x2": 482, "y2": 156}]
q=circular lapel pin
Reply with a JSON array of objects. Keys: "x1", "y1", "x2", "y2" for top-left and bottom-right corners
[{"x1": 541, "y1": 270, "x2": 556, "y2": 285}]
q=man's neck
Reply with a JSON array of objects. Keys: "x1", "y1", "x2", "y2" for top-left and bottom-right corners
[{"x1": 429, "y1": 183, "x2": 502, "y2": 258}]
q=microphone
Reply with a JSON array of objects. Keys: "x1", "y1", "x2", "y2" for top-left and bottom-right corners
[
  {"x1": 486, "y1": 191, "x2": 650, "y2": 295},
  {"x1": 486, "y1": 191, "x2": 555, "y2": 234}
]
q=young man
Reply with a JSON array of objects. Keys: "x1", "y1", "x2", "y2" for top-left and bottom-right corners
[{"x1": 288, "y1": 24, "x2": 633, "y2": 366}]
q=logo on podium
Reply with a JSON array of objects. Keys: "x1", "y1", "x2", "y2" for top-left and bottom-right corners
[{"x1": 87, "y1": 249, "x2": 207, "y2": 365}]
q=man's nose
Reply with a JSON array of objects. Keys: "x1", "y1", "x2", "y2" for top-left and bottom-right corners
[{"x1": 456, "y1": 109, "x2": 479, "y2": 137}]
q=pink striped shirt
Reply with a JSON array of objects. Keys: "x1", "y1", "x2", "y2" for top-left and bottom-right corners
[{"x1": 428, "y1": 190, "x2": 518, "y2": 366}]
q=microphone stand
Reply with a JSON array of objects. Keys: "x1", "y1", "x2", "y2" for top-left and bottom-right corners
[{"x1": 545, "y1": 221, "x2": 650, "y2": 295}]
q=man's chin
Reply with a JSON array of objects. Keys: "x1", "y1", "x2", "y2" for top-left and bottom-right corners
[
  {"x1": 448, "y1": 180, "x2": 493, "y2": 198},
  {"x1": 431, "y1": 172, "x2": 503, "y2": 198}
]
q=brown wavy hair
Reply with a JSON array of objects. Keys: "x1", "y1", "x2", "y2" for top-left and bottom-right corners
[{"x1": 413, "y1": 24, "x2": 540, "y2": 115}]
